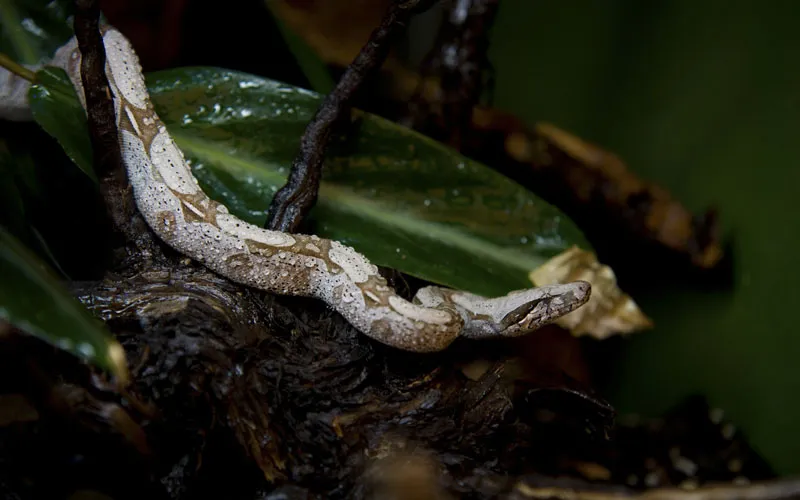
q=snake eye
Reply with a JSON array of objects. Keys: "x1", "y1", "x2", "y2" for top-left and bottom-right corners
[{"x1": 499, "y1": 298, "x2": 544, "y2": 330}]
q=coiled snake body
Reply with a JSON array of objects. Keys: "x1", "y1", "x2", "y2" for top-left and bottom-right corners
[{"x1": 0, "y1": 27, "x2": 590, "y2": 352}]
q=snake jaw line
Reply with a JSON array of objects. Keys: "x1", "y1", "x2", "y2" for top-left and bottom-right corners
[
  {"x1": 500, "y1": 280, "x2": 591, "y2": 337},
  {"x1": 452, "y1": 281, "x2": 591, "y2": 340},
  {"x1": 1, "y1": 27, "x2": 593, "y2": 352}
]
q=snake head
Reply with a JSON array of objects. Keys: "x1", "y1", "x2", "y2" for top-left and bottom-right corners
[{"x1": 498, "y1": 281, "x2": 591, "y2": 337}]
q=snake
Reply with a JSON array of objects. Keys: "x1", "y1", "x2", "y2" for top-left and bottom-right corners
[{"x1": 0, "y1": 26, "x2": 590, "y2": 352}]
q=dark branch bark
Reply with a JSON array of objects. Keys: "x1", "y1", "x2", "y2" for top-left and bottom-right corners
[
  {"x1": 0, "y1": 287, "x2": 782, "y2": 497},
  {"x1": 264, "y1": 0, "x2": 436, "y2": 233},
  {"x1": 74, "y1": 0, "x2": 160, "y2": 267},
  {"x1": 74, "y1": 0, "x2": 119, "y2": 182}
]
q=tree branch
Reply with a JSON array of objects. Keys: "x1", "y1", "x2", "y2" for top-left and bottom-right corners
[
  {"x1": 74, "y1": 0, "x2": 121, "y2": 182},
  {"x1": 74, "y1": 0, "x2": 160, "y2": 265},
  {"x1": 264, "y1": 0, "x2": 436, "y2": 232}
]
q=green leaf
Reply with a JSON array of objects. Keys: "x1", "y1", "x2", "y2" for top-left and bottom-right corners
[
  {"x1": 0, "y1": 0, "x2": 73, "y2": 64},
  {"x1": 0, "y1": 138, "x2": 66, "y2": 276},
  {"x1": 0, "y1": 226, "x2": 128, "y2": 382},
  {"x1": 148, "y1": 68, "x2": 590, "y2": 297},
  {"x1": 29, "y1": 66, "x2": 590, "y2": 298},
  {"x1": 0, "y1": 0, "x2": 90, "y2": 273},
  {"x1": 265, "y1": 1, "x2": 336, "y2": 94},
  {"x1": 29, "y1": 67, "x2": 96, "y2": 182}
]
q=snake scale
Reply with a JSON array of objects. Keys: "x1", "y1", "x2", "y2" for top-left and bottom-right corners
[{"x1": 0, "y1": 26, "x2": 590, "y2": 352}]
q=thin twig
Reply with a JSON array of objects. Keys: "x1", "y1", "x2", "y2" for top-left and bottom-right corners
[
  {"x1": 0, "y1": 52, "x2": 36, "y2": 82},
  {"x1": 74, "y1": 0, "x2": 122, "y2": 181},
  {"x1": 265, "y1": 0, "x2": 436, "y2": 233}
]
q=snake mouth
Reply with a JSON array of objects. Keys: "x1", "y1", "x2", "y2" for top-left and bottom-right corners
[{"x1": 499, "y1": 281, "x2": 592, "y2": 333}]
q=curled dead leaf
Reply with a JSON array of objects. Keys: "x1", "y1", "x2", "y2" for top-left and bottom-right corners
[
  {"x1": 529, "y1": 246, "x2": 652, "y2": 339},
  {"x1": 532, "y1": 123, "x2": 723, "y2": 270}
]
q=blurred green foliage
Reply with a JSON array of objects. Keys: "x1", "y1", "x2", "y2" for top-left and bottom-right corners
[{"x1": 489, "y1": 0, "x2": 800, "y2": 474}]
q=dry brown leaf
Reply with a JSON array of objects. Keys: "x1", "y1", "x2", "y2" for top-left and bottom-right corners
[{"x1": 530, "y1": 246, "x2": 652, "y2": 339}]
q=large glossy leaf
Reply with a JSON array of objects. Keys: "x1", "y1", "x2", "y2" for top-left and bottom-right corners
[
  {"x1": 0, "y1": 226, "x2": 127, "y2": 381},
  {"x1": 488, "y1": 1, "x2": 800, "y2": 473},
  {"x1": 32, "y1": 66, "x2": 590, "y2": 298},
  {"x1": 149, "y1": 68, "x2": 590, "y2": 297}
]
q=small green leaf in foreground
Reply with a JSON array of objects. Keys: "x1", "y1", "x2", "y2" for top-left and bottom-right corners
[
  {"x1": 29, "y1": 66, "x2": 96, "y2": 182},
  {"x1": 0, "y1": 0, "x2": 74, "y2": 65},
  {"x1": 0, "y1": 226, "x2": 128, "y2": 382}
]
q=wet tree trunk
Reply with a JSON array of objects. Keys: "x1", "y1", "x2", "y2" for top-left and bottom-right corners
[{"x1": 0, "y1": 243, "x2": 615, "y2": 499}]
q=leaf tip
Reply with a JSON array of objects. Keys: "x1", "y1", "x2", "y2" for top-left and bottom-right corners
[
  {"x1": 107, "y1": 341, "x2": 129, "y2": 385},
  {"x1": 530, "y1": 246, "x2": 653, "y2": 339}
]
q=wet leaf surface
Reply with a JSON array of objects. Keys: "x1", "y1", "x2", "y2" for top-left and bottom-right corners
[
  {"x1": 0, "y1": 227, "x2": 127, "y2": 380},
  {"x1": 30, "y1": 66, "x2": 592, "y2": 297}
]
